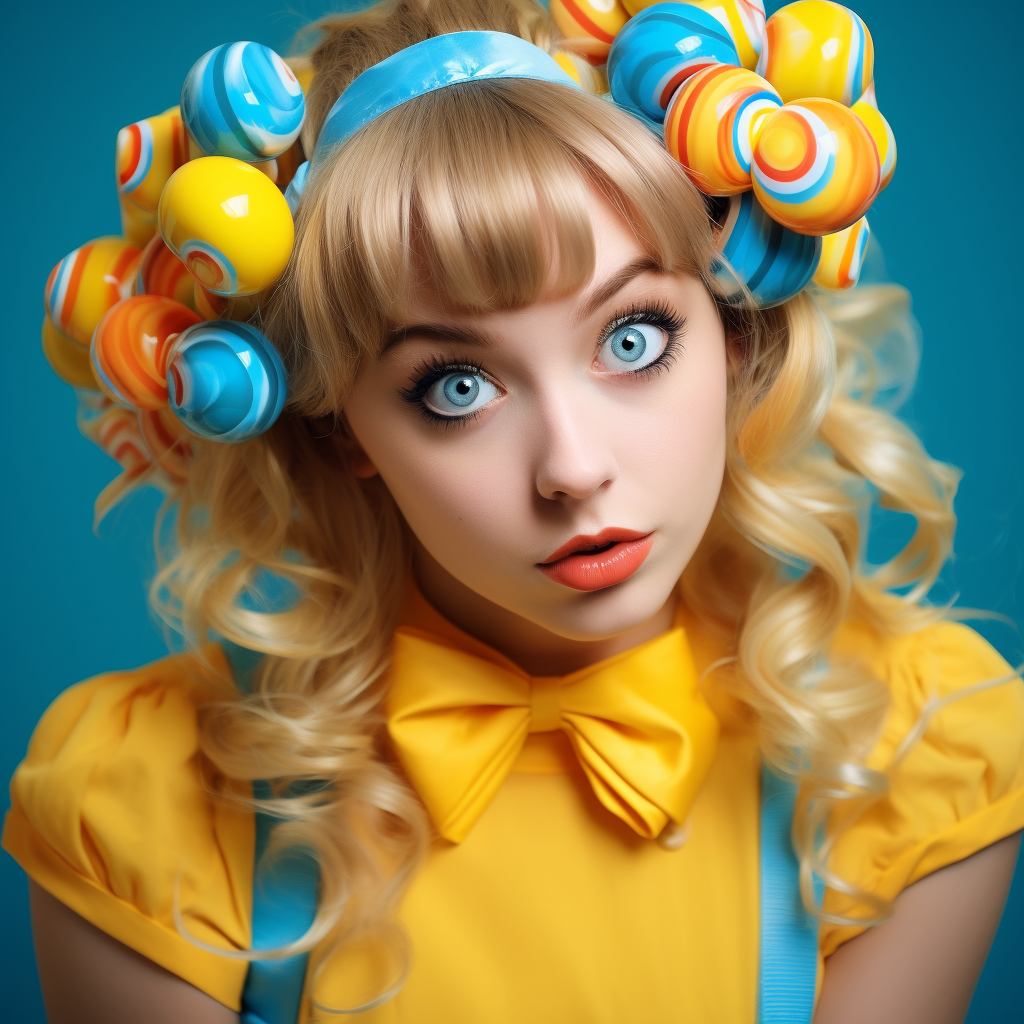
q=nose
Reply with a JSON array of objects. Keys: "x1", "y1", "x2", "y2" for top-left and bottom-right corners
[{"x1": 534, "y1": 393, "x2": 618, "y2": 502}]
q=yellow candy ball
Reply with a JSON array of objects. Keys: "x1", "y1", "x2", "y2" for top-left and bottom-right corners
[
  {"x1": 687, "y1": 0, "x2": 767, "y2": 71},
  {"x1": 42, "y1": 316, "x2": 99, "y2": 390},
  {"x1": 851, "y1": 96, "x2": 896, "y2": 190},
  {"x1": 158, "y1": 156, "x2": 294, "y2": 297},
  {"x1": 813, "y1": 216, "x2": 870, "y2": 289},
  {"x1": 758, "y1": 0, "x2": 874, "y2": 106}
]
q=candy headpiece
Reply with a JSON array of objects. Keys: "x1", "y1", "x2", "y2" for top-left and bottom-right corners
[{"x1": 44, "y1": 2, "x2": 893, "y2": 506}]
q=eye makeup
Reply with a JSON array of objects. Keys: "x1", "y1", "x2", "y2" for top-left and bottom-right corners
[{"x1": 396, "y1": 300, "x2": 688, "y2": 425}]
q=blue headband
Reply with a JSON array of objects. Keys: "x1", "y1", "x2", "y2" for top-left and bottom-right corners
[{"x1": 310, "y1": 31, "x2": 580, "y2": 168}]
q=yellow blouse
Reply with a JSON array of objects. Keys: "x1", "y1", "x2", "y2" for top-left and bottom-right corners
[{"x1": 5, "y1": 594, "x2": 1024, "y2": 1023}]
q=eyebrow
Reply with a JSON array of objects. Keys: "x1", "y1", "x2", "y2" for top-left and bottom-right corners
[
  {"x1": 573, "y1": 255, "x2": 665, "y2": 326},
  {"x1": 385, "y1": 322, "x2": 494, "y2": 351},
  {"x1": 386, "y1": 255, "x2": 666, "y2": 348}
]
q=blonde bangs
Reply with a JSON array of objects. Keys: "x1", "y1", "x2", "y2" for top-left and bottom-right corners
[{"x1": 271, "y1": 78, "x2": 714, "y2": 415}]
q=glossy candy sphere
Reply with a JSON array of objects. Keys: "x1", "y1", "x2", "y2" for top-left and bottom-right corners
[
  {"x1": 138, "y1": 406, "x2": 192, "y2": 481},
  {"x1": 687, "y1": 0, "x2": 766, "y2": 71},
  {"x1": 166, "y1": 321, "x2": 287, "y2": 442},
  {"x1": 42, "y1": 316, "x2": 99, "y2": 390},
  {"x1": 116, "y1": 107, "x2": 190, "y2": 213},
  {"x1": 158, "y1": 156, "x2": 294, "y2": 296},
  {"x1": 44, "y1": 237, "x2": 142, "y2": 346},
  {"x1": 119, "y1": 194, "x2": 158, "y2": 249},
  {"x1": 813, "y1": 216, "x2": 869, "y2": 289},
  {"x1": 550, "y1": 0, "x2": 630, "y2": 66},
  {"x1": 134, "y1": 235, "x2": 196, "y2": 309},
  {"x1": 713, "y1": 191, "x2": 821, "y2": 306},
  {"x1": 751, "y1": 98, "x2": 880, "y2": 235},
  {"x1": 757, "y1": 1, "x2": 873, "y2": 106},
  {"x1": 851, "y1": 96, "x2": 896, "y2": 190},
  {"x1": 91, "y1": 295, "x2": 202, "y2": 410},
  {"x1": 608, "y1": 3, "x2": 740, "y2": 129},
  {"x1": 664, "y1": 64, "x2": 781, "y2": 195},
  {"x1": 181, "y1": 42, "x2": 305, "y2": 161}
]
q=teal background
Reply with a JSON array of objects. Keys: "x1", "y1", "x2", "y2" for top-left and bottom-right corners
[{"x1": 1, "y1": 1, "x2": 1020, "y2": 1020}]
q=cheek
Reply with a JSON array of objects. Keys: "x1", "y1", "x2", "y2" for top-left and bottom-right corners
[{"x1": 345, "y1": 393, "x2": 526, "y2": 562}]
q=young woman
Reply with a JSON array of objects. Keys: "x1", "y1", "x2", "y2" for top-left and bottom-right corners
[{"x1": 7, "y1": 2, "x2": 1023, "y2": 1023}]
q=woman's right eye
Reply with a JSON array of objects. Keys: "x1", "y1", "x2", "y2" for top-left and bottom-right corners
[{"x1": 422, "y1": 371, "x2": 500, "y2": 418}]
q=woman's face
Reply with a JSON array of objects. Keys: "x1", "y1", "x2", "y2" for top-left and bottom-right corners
[{"x1": 345, "y1": 191, "x2": 728, "y2": 656}]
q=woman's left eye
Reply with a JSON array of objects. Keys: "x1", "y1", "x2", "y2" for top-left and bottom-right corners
[
  {"x1": 596, "y1": 323, "x2": 667, "y2": 373},
  {"x1": 423, "y1": 371, "x2": 500, "y2": 418}
]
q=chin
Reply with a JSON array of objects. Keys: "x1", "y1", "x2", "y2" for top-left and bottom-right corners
[{"x1": 523, "y1": 565, "x2": 681, "y2": 642}]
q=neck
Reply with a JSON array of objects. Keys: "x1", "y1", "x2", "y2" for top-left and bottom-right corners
[{"x1": 412, "y1": 544, "x2": 677, "y2": 677}]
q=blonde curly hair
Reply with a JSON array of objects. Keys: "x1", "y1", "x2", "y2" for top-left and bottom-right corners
[{"x1": 148, "y1": 0, "x2": 958, "y2": 995}]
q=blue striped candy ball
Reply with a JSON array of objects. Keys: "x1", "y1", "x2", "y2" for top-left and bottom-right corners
[
  {"x1": 181, "y1": 42, "x2": 305, "y2": 161},
  {"x1": 712, "y1": 192, "x2": 821, "y2": 307},
  {"x1": 166, "y1": 321, "x2": 287, "y2": 442},
  {"x1": 608, "y1": 3, "x2": 740, "y2": 129}
]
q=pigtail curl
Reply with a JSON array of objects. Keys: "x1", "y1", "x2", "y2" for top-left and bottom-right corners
[{"x1": 683, "y1": 283, "x2": 958, "y2": 926}]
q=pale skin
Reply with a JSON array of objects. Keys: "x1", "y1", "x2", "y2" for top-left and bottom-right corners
[{"x1": 29, "y1": 195, "x2": 1022, "y2": 1021}]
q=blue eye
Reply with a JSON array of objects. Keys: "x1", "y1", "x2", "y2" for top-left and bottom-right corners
[
  {"x1": 598, "y1": 322, "x2": 667, "y2": 372},
  {"x1": 423, "y1": 371, "x2": 500, "y2": 418}
]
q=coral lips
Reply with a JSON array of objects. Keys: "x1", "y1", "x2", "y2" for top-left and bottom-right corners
[{"x1": 538, "y1": 528, "x2": 653, "y2": 592}]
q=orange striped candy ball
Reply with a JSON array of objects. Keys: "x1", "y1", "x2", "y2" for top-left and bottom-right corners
[
  {"x1": 116, "y1": 107, "x2": 190, "y2": 213},
  {"x1": 665, "y1": 64, "x2": 782, "y2": 196},
  {"x1": 91, "y1": 295, "x2": 202, "y2": 410},
  {"x1": 135, "y1": 235, "x2": 197, "y2": 309},
  {"x1": 91, "y1": 402, "x2": 153, "y2": 480},
  {"x1": 751, "y1": 98, "x2": 880, "y2": 235},
  {"x1": 44, "y1": 237, "x2": 142, "y2": 346},
  {"x1": 550, "y1": 0, "x2": 629, "y2": 65},
  {"x1": 138, "y1": 406, "x2": 192, "y2": 481}
]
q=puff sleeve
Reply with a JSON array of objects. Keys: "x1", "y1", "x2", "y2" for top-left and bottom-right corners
[
  {"x1": 2, "y1": 648, "x2": 254, "y2": 1010},
  {"x1": 820, "y1": 621, "x2": 1024, "y2": 957}
]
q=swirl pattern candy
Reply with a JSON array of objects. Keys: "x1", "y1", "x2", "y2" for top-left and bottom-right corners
[
  {"x1": 44, "y1": 237, "x2": 142, "y2": 346},
  {"x1": 757, "y1": 1, "x2": 873, "y2": 106},
  {"x1": 135, "y1": 235, "x2": 196, "y2": 309},
  {"x1": 608, "y1": 3, "x2": 740, "y2": 128},
  {"x1": 166, "y1": 321, "x2": 287, "y2": 442},
  {"x1": 116, "y1": 108, "x2": 190, "y2": 213},
  {"x1": 138, "y1": 406, "x2": 192, "y2": 480},
  {"x1": 687, "y1": 0, "x2": 766, "y2": 71},
  {"x1": 712, "y1": 192, "x2": 821, "y2": 306},
  {"x1": 813, "y1": 216, "x2": 869, "y2": 289},
  {"x1": 181, "y1": 42, "x2": 306, "y2": 161},
  {"x1": 42, "y1": 316, "x2": 99, "y2": 390},
  {"x1": 664, "y1": 64, "x2": 782, "y2": 195},
  {"x1": 550, "y1": 0, "x2": 630, "y2": 66},
  {"x1": 159, "y1": 156, "x2": 294, "y2": 296},
  {"x1": 91, "y1": 295, "x2": 202, "y2": 410},
  {"x1": 751, "y1": 98, "x2": 880, "y2": 235},
  {"x1": 850, "y1": 96, "x2": 896, "y2": 190}
]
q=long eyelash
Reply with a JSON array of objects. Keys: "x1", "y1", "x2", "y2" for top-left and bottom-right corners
[
  {"x1": 601, "y1": 300, "x2": 688, "y2": 379},
  {"x1": 398, "y1": 356, "x2": 493, "y2": 427}
]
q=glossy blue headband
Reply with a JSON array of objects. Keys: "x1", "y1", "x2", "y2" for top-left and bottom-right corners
[{"x1": 311, "y1": 31, "x2": 581, "y2": 169}]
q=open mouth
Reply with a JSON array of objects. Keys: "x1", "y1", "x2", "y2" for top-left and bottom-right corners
[{"x1": 537, "y1": 529, "x2": 654, "y2": 592}]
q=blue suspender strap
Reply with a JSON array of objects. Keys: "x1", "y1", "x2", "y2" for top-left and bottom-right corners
[
  {"x1": 220, "y1": 641, "x2": 322, "y2": 1024},
  {"x1": 757, "y1": 763, "x2": 821, "y2": 1024}
]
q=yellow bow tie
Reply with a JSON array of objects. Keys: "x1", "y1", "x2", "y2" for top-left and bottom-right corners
[{"x1": 386, "y1": 625, "x2": 720, "y2": 843}]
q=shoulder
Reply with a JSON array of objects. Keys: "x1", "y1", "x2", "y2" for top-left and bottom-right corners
[
  {"x1": 2, "y1": 645, "x2": 254, "y2": 1010},
  {"x1": 821, "y1": 619, "x2": 1024, "y2": 957}
]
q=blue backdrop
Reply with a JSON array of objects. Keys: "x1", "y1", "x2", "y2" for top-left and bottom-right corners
[{"x1": 1, "y1": 2, "x2": 1020, "y2": 1021}]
